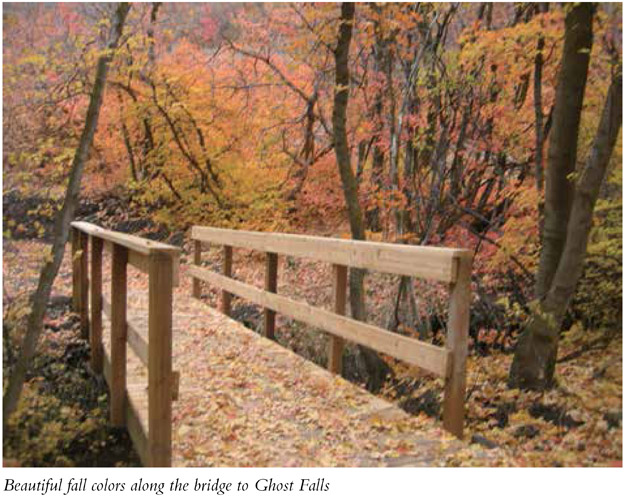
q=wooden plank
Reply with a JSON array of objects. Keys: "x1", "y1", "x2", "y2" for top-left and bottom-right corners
[
  {"x1": 128, "y1": 250, "x2": 149, "y2": 274},
  {"x1": 95, "y1": 230, "x2": 180, "y2": 287},
  {"x1": 221, "y1": 246, "x2": 233, "y2": 316},
  {"x1": 171, "y1": 371, "x2": 180, "y2": 402},
  {"x1": 125, "y1": 393, "x2": 149, "y2": 466},
  {"x1": 102, "y1": 296, "x2": 179, "y2": 401},
  {"x1": 128, "y1": 250, "x2": 180, "y2": 287},
  {"x1": 264, "y1": 252, "x2": 278, "y2": 340},
  {"x1": 71, "y1": 221, "x2": 180, "y2": 256},
  {"x1": 90, "y1": 236, "x2": 103, "y2": 374},
  {"x1": 102, "y1": 296, "x2": 147, "y2": 366},
  {"x1": 102, "y1": 353, "x2": 148, "y2": 466},
  {"x1": 189, "y1": 265, "x2": 450, "y2": 377},
  {"x1": 110, "y1": 244, "x2": 128, "y2": 427},
  {"x1": 71, "y1": 228, "x2": 80, "y2": 311},
  {"x1": 102, "y1": 297, "x2": 148, "y2": 366},
  {"x1": 148, "y1": 252, "x2": 173, "y2": 467},
  {"x1": 328, "y1": 264, "x2": 347, "y2": 374},
  {"x1": 127, "y1": 318, "x2": 148, "y2": 367},
  {"x1": 193, "y1": 240, "x2": 202, "y2": 298},
  {"x1": 79, "y1": 231, "x2": 89, "y2": 338},
  {"x1": 443, "y1": 254, "x2": 472, "y2": 439},
  {"x1": 192, "y1": 226, "x2": 469, "y2": 283}
]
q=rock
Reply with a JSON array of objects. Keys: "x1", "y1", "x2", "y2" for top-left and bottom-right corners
[
  {"x1": 400, "y1": 389, "x2": 440, "y2": 418},
  {"x1": 471, "y1": 434, "x2": 498, "y2": 449},
  {"x1": 513, "y1": 424, "x2": 540, "y2": 439},
  {"x1": 529, "y1": 402, "x2": 583, "y2": 428},
  {"x1": 492, "y1": 402, "x2": 516, "y2": 428},
  {"x1": 604, "y1": 410, "x2": 622, "y2": 429}
]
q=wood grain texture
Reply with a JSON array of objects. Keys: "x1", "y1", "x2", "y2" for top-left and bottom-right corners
[
  {"x1": 110, "y1": 244, "x2": 128, "y2": 427},
  {"x1": 148, "y1": 252, "x2": 173, "y2": 467},
  {"x1": 264, "y1": 252, "x2": 278, "y2": 340},
  {"x1": 328, "y1": 264, "x2": 347, "y2": 374},
  {"x1": 102, "y1": 353, "x2": 148, "y2": 465},
  {"x1": 71, "y1": 228, "x2": 80, "y2": 311},
  {"x1": 79, "y1": 231, "x2": 89, "y2": 338},
  {"x1": 443, "y1": 254, "x2": 472, "y2": 439},
  {"x1": 189, "y1": 265, "x2": 450, "y2": 377},
  {"x1": 192, "y1": 226, "x2": 470, "y2": 282},
  {"x1": 72, "y1": 221, "x2": 180, "y2": 256},
  {"x1": 102, "y1": 296, "x2": 180, "y2": 401},
  {"x1": 193, "y1": 240, "x2": 202, "y2": 298},
  {"x1": 220, "y1": 245, "x2": 233, "y2": 316},
  {"x1": 90, "y1": 236, "x2": 103, "y2": 374},
  {"x1": 93, "y1": 230, "x2": 180, "y2": 286}
]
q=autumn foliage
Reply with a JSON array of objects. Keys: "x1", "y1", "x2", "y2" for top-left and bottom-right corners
[{"x1": 2, "y1": 2, "x2": 622, "y2": 467}]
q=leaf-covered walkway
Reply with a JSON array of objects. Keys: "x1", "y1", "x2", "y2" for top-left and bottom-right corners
[
  {"x1": 4, "y1": 240, "x2": 513, "y2": 466},
  {"x1": 98, "y1": 257, "x2": 509, "y2": 467}
]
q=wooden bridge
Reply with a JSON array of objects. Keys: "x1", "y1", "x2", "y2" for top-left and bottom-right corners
[{"x1": 70, "y1": 221, "x2": 474, "y2": 467}]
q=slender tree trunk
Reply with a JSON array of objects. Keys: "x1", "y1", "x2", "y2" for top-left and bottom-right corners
[
  {"x1": 534, "y1": 33, "x2": 546, "y2": 242},
  {"x1": 534, "y1": 3, "x2": 593, "y2": 300},
  {"x1": 286, "y1": 90, "x2": 317, "y2": 201},
  {"x1": 3, "y1": 3, "x2": 131, "y2": 426},
  {"x1": 510, "y1": 7, "x2": 622, "y2": 390},
  {"x1": 332, "y1": 2, "x2": 390, "y2": 391},
  {"x1": 366, "y1": 8, "x2": 388, "y2": 232},
  {"x1": 533, "y1": 4, "x2": 549, "y2": 196}
]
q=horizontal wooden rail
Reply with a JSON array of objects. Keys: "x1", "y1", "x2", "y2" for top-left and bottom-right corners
[
  {"x1": 102, "y1": 296, "x2": 148, "y2": 366},
  {"x1": 72, "y1": 221, "x2": 180, "y2": 286},
  {"x1": 103, "y1": 353, "x2": 149, "y2": 465},
  {"x1": 102, "y1": 298, "x2": 180, "y2": 400},
  {"x1": 72, "y1": 221, "x2": 179, "y2": 255},
  {"x1": 191, "y1": 226, "x2": 467, "y2": 283},
  {"x1": 71, "y1": 221, "x2": 181, "y2": 466},
  {"x1": 189, "y1": 265, "x2": 450, "y2": 377},
  {"x1": 191, "y1": 225, "x2": 472, "y2": 439}
]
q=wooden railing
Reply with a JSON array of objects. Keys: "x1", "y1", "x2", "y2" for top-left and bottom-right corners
[
  {"x1": 189, "y1": 227, "x2": 472, "y2": 438},
  {"x1": 71, "y1": 221, "x2": 181, "y2": 466}
]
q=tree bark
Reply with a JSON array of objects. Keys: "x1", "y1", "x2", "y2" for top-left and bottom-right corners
[
  {"x1": 332, "y1": 2, "x2": 390, "y2": 391},
  {"x1": 509, "y1": 38, "x2": 621, "y2": 389},
  {"x1": 3, "y1": 3, "x2": 132, "y2": 426},
  {"x1": 534, "y1": 3, "x2": 593, "y2": 300}
]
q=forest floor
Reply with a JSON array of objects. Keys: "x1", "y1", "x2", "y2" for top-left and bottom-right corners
[{"x1": 2, "y1": 193, "x2": 622, "y2": 467}]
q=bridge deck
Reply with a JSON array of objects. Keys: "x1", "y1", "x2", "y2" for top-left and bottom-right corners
[{"x1": 94, "y1": 257, "x2": 498, "y2": 467}]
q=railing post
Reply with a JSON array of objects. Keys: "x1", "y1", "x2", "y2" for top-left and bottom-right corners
[
  {"x1": 79, "y1": 231, "x2": 89, "y2": 338},
  {"x1": 443, "y1": 253, "x2": 472, "y2": 439},
  {"x1": 148, "y1": 251, "x2": 173, "y2": 467},
  {"x1": 264, "y1": 252, "x2": 278, "y2": 340},
  {"x1": 90, "y1": 236, "x2": 103, "y2": 374},
  {"x1": 192, "y1": 240, "x2": 202, "y2": 299},
  {"x1": 328, "y1": 264, "x2": 347, "y2": 374},
  {"x1": 110, "y1": 244, "x2": 128, "y2": 427},
  {"x1": 220, "y1": 245, "x2": 233, "y2": 316},
  {"x1": 71, "y1": 227, "x2": 80, "y2": 311}
]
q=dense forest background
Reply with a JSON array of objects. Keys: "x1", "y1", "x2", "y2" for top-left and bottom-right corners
[{"x1": 2, "y1": 2, "x2": 622, "y2": 466}]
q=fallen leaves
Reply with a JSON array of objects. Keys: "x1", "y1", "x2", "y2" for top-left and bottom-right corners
[{"x1": 3, "y1": 239, "x2": 621, "y2": 467}]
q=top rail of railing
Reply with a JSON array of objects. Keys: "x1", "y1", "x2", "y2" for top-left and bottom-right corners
[
  {"x1": 191, "y1": 226, "x2": 470, "y2": 283},
  {"x1": 71, "y1": 221, "x2": 180, "y2": 256}
]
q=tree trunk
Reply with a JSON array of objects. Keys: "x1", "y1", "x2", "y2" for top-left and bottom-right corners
[
  {"x1": 509, "y1": 41, "x2": 621, "y2": 389},
  {"x1": 332, "y1": 2, "x2": 390, "y2": 391},
  {"x1": 3, "y1": 3, "x2": 132, "y2": 427},
  {"x1": 366, "y1": 4, "x2": 389, "y2": 233},
  {"x1": 534, "y1": 3, "x2": 593, "y2": 300}
]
